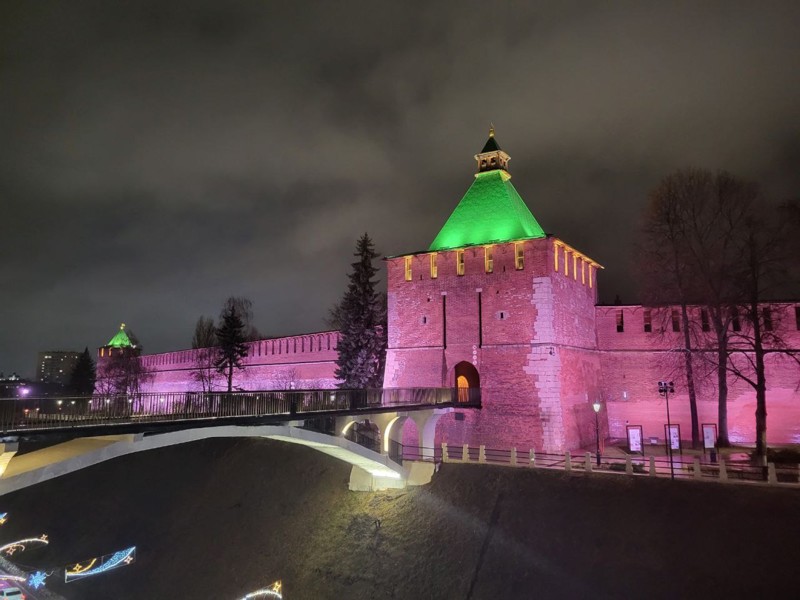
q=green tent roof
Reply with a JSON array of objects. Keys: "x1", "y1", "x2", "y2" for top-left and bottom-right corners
[
  {"x1": 428, "y1": 170, "x2": 546, "y2": 251},
  {"x1": 107, "y1": 324, "x2": 136, "y2": 348}
]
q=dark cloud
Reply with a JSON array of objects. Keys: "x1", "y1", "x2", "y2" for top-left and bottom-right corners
[{"x1": 1, "y1": 1, "x2": 799, "y2": 375}]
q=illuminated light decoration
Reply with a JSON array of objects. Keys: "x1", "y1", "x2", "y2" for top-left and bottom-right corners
[
  {"x1": 28, "y1": 570, "x2": 49, "y2": 589},
  {"x1": 340, "y1": 420, "x2": 357, "y2": 436},
  {"x1": 551, "y1": 239, "x2": 602, "y2": 286},
  {"x1": 554, "y1": 241, "x2": 560, "y2": 271},
  {"x1": 65, "y1": 546, "x2": 135, "y2": 582},
  {"x1": 239, "y1": 580, "x2": 283, "y2": 599},
  {"x1": 0, "y1": 576, "x2": 25, "y2": 583},
  {"x1": 0, "y1": 512, "x2": 7, "y2": 525},
  {"x1": 0, "y1": 534, "x2": 49, "y2": 557}
]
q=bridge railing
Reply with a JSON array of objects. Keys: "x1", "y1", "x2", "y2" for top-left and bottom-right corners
[
  {"x1": 0, "y1": 387, "x2": 480, "y2": 434},
  {"x1": 387, "y1": 441, "x2": 800, "y2": 487}
]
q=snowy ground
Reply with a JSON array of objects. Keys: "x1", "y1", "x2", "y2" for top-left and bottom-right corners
[{"x1": 0, "y1": 437, "x2": 797, "y2": 599}]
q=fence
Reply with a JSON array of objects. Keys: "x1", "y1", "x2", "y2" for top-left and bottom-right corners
[
  {"x1": 387, "y1": 441, "x2": 800, "y2": 488},
  {"x1": 0, "y1": 388, "x2": 480, "y2": 434}
]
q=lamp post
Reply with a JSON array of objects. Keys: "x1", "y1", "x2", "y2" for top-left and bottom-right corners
[
  {"x1": 592, "y1": 400, "x2": 602, "y2": 467},
  {"x1": 658, "y1": 380, "x2": 676, "y2": 480}
]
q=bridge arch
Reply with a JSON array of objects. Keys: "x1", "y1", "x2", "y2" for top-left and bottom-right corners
[{"x1": 0, "y1": 425, "x2": 408, "y2": 496}]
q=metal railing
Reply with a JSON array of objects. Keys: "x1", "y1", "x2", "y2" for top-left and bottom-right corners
[
  {"x1": 0, "y1": 387, "x2": 481, "y2": 434},
  {"x1": 387, "y1": 441, "x2": 800, "y2": 487}
]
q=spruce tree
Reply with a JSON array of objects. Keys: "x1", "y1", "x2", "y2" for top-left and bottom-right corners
[
  {"x1": 68, "y1": 347, "x2": 96, "y2": 395},
  {"x1": 333, "y1": 233, "x2": 387, "y2": 388},
  {"x1": 215, "y1": 301, "x2": 249, "y2": 392}
]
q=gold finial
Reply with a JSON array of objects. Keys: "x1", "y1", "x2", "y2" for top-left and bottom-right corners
[
  {"x1": 489, "y1": 123, "x2": 495, "y2": 137},
  {"x1": 120, "y1": 323, "x2": 126, "y2": 330}
]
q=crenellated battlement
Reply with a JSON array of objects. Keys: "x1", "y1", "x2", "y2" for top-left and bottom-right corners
[{"x1": 138, "y1": 331, "x2": 340, "y2": 371}]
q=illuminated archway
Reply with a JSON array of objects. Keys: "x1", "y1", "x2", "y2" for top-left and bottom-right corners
[{"x1": 453, "y1": 362, "x2": 480, "y2": 403}]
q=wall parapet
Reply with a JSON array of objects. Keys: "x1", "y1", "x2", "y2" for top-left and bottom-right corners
[{"x1": 137, "y1": 330, "x2": 341, "y2": 371}]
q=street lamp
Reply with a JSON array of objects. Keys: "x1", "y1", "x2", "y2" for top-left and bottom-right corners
[
  {"x1": 658, "y1": 380, "x2": 676, "y2": 480},
  {"x1": 592, "y1": 400, "x2": 602, "y2": 466}
]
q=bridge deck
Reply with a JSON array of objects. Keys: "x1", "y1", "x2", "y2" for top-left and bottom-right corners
[{"x1": 0, "y1": 388, "x2": 480, "y2": 437}]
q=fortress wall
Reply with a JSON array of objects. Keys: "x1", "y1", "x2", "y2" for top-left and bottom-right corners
[
  {"x1": 596, "y1": 305, "x2": 800, "y2": 445},
  {"x1": 134, "y1": 331, "x2": 341, "y2": 392}
]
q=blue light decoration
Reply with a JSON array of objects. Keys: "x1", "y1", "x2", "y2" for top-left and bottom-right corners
[
  {"x1": 64, "y1": 546, "x2": 136, "y2": 583},
  {"x1": 27, "y1": 571, "x2": 48, "y2": 590},
  {"x1": 239, "y1": 580, "x2": 283, "y2": 599},
  {"x1": 0, "y1": 513, "x2": 8, "y2": 525}
]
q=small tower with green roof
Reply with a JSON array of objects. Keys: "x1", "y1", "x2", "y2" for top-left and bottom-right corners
[
  {"x1": 99, "y1": 323, "x2": 139, "y2": 359},
  {"x1": 383, "y1": 129, "x2": 603, "y2": 454}
]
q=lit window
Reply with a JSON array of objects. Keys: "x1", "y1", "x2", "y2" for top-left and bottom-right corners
[
  {"x1": 644, "y1": 309, "x2": 652, "y2": 333},
  {"x1": 430, "y1": 253, "x2": 438, "y2": 279},
  {"x1": 553, "y1": 242, "x2": 559, "y2": 271},
  {"x1": 404, "y1": 256, "x2": 412, "y2": 281},
  {"x1": 456, "y1": 250, "x2": 465, "y2": 276},
  {"x1": 572, "y1": 254, "x2": 578, "y2": 279},
  {"x1": 616, "y1": 310, "x2": 624, "y2": 333},
  {"x1": 589, "y1": 265, "x2": 594, "y2": 288},
  {"x1": 484, "y1": 246, "x2": 493, "y2": 273},
  {"x1": 564, "y1": 248, "x2": 569, "y2": 276},
  {"x1": 514, "y1": 243, "x2": 524, "y2": 270}
]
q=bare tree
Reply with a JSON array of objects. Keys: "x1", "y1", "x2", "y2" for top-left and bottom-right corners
[
  {"x1": 273, "y1": 367, "x2": 300, "y2": 391},
  {"x1": 638, "y1": 169, "x2": 754, "y2": 446},
  {"x1": 726, "y1": 202, "x2": 800, "y2": 462},
  {"x1": 638, "y1": 172, "x2": 705, "y2": 447},
  {"x1": 96, "y1": 349, "x2": 153, "y2": 406},
  {"x1": 191, "y1": 316, "x2": 217, "y2": 393}
]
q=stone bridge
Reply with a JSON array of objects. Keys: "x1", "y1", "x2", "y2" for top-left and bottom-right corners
[{"x1": 0, "y1": 388, "x2": 479, "y2": 494}]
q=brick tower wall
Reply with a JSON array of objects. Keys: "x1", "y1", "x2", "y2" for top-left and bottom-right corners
[{"x1": 385, "y1": 237, "x2": 602, "y2": 452}]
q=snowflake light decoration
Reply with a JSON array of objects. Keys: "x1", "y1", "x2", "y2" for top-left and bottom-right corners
[{"x1": 28, "y1": 571, "x2": 48, "y2": 589}]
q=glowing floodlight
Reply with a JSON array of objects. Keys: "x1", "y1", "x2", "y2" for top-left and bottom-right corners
[
  {"x1": 0, "y1": 534, "x2": 49, "y2": 556},
  {"x1": 65, "y1": 546, "x2": 136, "y2": 582},
  {"x1": 239, "y1": 580, "x2": 283, "y2": 599}
]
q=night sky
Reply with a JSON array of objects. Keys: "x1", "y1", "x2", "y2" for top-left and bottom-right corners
[{"x1": 2, "y1": 1, "x2": 799, "y2": 377}]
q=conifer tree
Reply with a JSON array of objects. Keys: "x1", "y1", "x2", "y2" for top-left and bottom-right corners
[
  {"x1": 69, "y1": 347, "x2": 96, "y2": 395},
  {"x1": 333, "y1": 233, "x2": 387, "y2": 388},
  {"x1": 215, "y1": 300, "x2": 249, "y2": 392}
]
